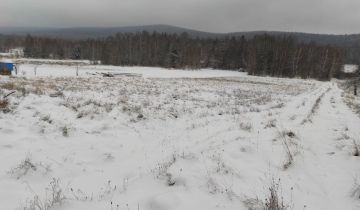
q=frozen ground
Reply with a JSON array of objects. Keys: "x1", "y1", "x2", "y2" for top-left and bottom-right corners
[{"x1": 0, "y1": 65, "x2": 359, "y2": 210}]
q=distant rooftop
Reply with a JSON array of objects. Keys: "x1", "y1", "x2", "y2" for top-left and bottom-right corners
[{"x1": 0, "y1": 59, "x2": 14, "y2": 63}]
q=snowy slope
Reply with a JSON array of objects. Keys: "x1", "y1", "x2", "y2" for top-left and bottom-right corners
[{"x1": 0, "y1": 66, "x2": 359, "y2": 210}]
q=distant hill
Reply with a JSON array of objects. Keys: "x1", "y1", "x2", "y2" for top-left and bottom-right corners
[
  {"x1": 1, "y1": 24, "x2": 359, "y2": 44},
  {"x1": 0, "y1": 25, "x2": 222, "y2": 39},
  {"x1": 1, "y1": 24, "x2": 359, "y2": 45}
]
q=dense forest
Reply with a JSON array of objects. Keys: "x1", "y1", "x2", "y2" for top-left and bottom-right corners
[
  {"x1": 0, "y1": 32, "x2": 345, "y2": 80},
  {"x1": 0, "y1": 34, "x2": 23, "y2": 51}
]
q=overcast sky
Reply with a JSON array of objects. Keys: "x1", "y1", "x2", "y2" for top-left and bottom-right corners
[{"x1": 1, "y1": 0, "x2": 360, "y2": 34}]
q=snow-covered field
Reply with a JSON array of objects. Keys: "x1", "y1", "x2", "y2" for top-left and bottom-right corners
[
  {"x1": 15, "y1": 64, "x2": 245, "y2": 78},
  {"x1": 0, "y1": 65, "x2": 359, "y2": 210}
]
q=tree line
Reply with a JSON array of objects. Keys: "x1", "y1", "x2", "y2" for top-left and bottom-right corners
[{"x1": 3, "y1": 32, "x2": 345, "y2": 80}]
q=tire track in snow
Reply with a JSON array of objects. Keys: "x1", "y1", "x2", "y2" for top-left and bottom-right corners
[
  {"x1": 274, "y1": 83, "x2": 360, "y2": 209},
  {"x1": 301, "y1": 87, "x2": 331, "y2": 124}
]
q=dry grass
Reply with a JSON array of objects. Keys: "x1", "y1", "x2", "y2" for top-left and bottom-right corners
[
  {"x1": 9, "y1": 157, "x2": 37, "y2": 179},
  {"x1": 0, "y1": 79, "x2": 57, "y2": 96},
  {"x1": 344, "y1": 95, "x2": 360, "y2": 116},
  {"x1": 277, "y1": 129, "x2": 299, "y2": 170},
  {"x1": 0, "y1": 76, "x2": 316, "y2": 121},
  {"x1": 9, "y1": 156, "x2": 51, "y2": 179},
  {"x1": 0, "y1": 99, "x2": 9, "y2": 109},
  {"x1": 239, "y1": 122, "x2": 253, "y2": 132},
  {"x1": 264, "y1": 179, "x2": 290, "y2": 210},
  {"x1": 339, "y1": 81, "x2": 360, "y2": 117},
  {"x1": 351, "y1": 178, "x2": 360, "y2": 199},
  {"x1": 21, "y1": 178, "x2": 65, "y2": 210}
]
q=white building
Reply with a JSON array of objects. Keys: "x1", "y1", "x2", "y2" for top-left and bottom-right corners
[
  {"x1": 342, "y1": 64, "x2": 359, "y2": 73},
  {"x1": 8, "y1": 48, "x2": 24, "y2": 58}
]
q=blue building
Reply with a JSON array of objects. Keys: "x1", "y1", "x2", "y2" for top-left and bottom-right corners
[{"x1": 0, "y1": 60, "x2": 14, "y2": 75}]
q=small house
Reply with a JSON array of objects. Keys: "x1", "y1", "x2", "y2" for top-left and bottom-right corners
[
  {"x1": 0, "y1": 60, "x2": 14, "y2": 75},
  {"x1": 339, "y1": 64, "x2": 359, "y2": 79},
  {"x1": 342, "y1": 64, "x2": 358, "y2": 74}
]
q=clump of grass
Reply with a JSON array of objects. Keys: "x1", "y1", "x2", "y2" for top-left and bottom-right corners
[
  {"x1": 0, "y1": 81, "x2": 16, "y2": 90},
  {"x1": 282, "y1": 150, "x2": 294, "y2": 171},
  {"x1": 249, "y1": 107, "x2": 261, "y2": 113},
  {"x1": 22, "y1": 178, "x2": 65, "y2": 210},
  {"x1": 0, "y1": 90, "x2": 16, "y2": 113},
  {"x1": 0, "y1": 99, "x2": 9, "y2": 109},
  {"x1": 351, "y1": 178, "x2": 360, "y2": 199},
  {"x1": 49, "y1": 91, "x2": 64, "y2": 98},
  {"x1": 264, "y1": 179, "x2": 289, "y2": 210},
  {"x1": 62, "y1": 126, "x2": 69, "y2": 137},
  {"x1": 265, "y1": 119, "x2": 277, "y2": 128},
  {"x1": 9, "y1": 156, "x2": 51, "y2": 179},
  {"x1": 277, "y1": 129, "x2": 298, "y2": 170},
  {"x1": 166, "y1": 173, "x2": 176, "y2": 186},
  {"x1": 271, "y1": 103, "x2": 284, "y2": 109},
  {"x1": 239, "y1": 122, "x2": 253, "y2": 132},
  {"x1": 33, "y1": 86, "x2": 44, "y2": 95},
  {"x1": 152, "y1": 154, "x2": 177, "y2": 180},
  {"x1": 9, "y1": 157, "x2": 37, "y2": 179},
  {"x1": 40, "y1": 115, "x2": 52, "y2": 124},
  {"x1": 243, "y1": 197, "x2": 263, "y2": 210},
  {"x1": 353, "y1": 140, "x2": 360, "y2": 157}
]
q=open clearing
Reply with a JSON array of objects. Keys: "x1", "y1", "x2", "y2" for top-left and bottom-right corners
[{"x1": 0, "y1": 65, "x2": 359, "y2": 210}]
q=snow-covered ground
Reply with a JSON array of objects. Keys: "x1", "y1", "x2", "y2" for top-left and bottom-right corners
[
  {"x1": 14, "y1": 59, "x2": 93, "y2": 66},
  {"x1": 0, "y1": 65, "x2": 359, "y2": 210},
  {"x1": 16, "y1": 64, "x2": 246, "y2": 78}
]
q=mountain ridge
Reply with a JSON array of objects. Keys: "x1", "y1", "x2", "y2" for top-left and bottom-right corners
[{"x1": 1, "y1": 24, "x2": 359, "y2": 40}]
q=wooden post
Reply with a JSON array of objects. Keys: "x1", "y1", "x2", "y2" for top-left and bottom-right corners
[
  {"x1": 34, "y1": 65, "x2": 38, "y2": 76},
  {"x1": 355, "y1": 83, "x2": 357, "y2": 96},
  {"x1": 14, "y1": 64, "x2": 19, "y2": 75}
]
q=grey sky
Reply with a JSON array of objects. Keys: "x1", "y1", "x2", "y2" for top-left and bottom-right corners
[{"x1": 2, "y1": 0, "x2": 360, "y2": 34}]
